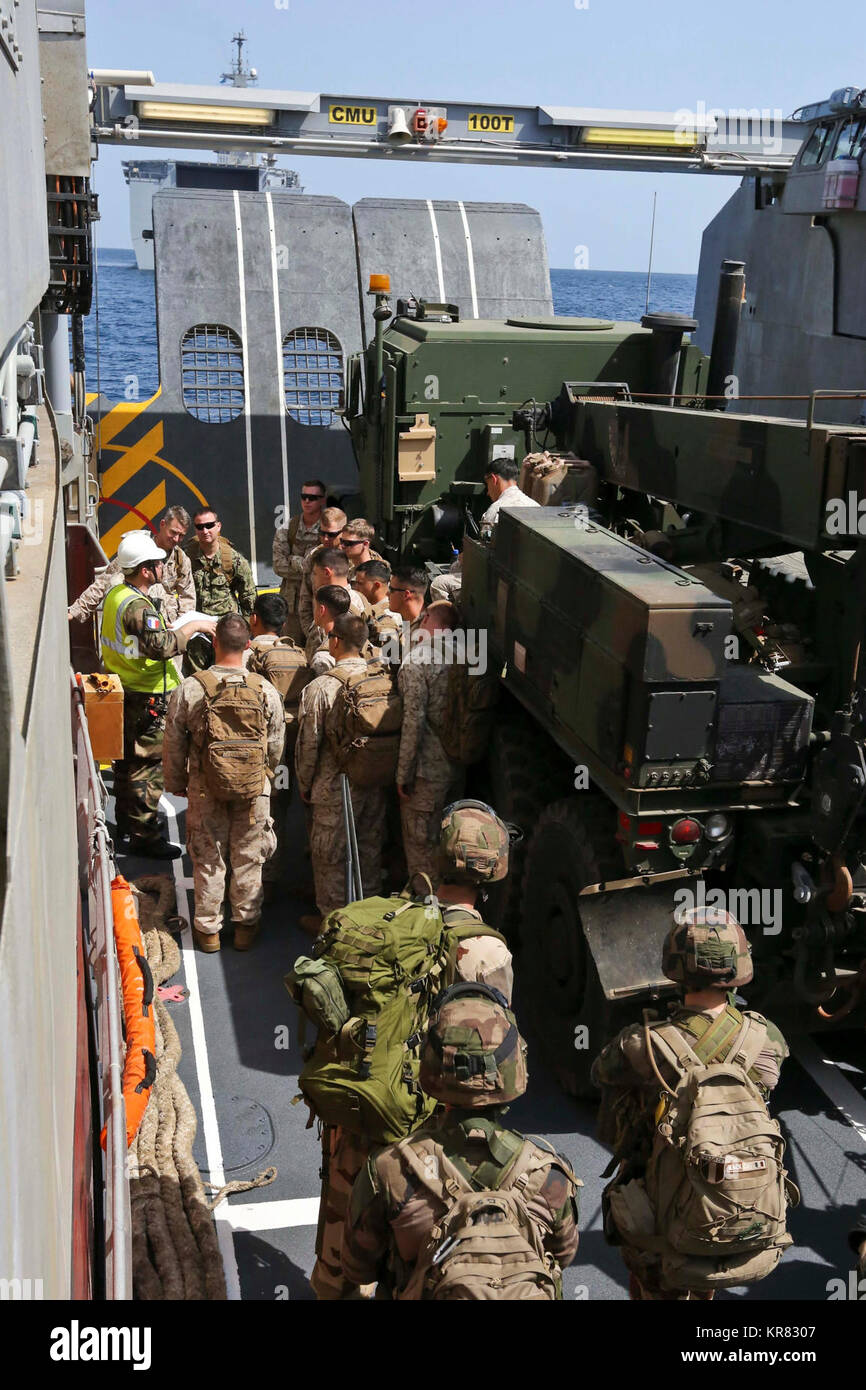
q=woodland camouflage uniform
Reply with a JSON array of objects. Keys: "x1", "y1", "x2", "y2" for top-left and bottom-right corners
[
  {"x1": 592, "y1": 910, "x2": 789, "y2": 1300},
  {"x1": 163, "y1": 664, "x2": 284, "y2": 935},
  {"x1": 342, "y1": 991, "x2": 579, "y2": 1297},
  {"x1": 397, "y1": 640, "x2": 463, "y2": 882},
  {"x1": 188, "y1": 539, "x2": 256, "y2": 618},
  {"x1": 108, "y1": 596, "x2": 188, "y2": 843}
]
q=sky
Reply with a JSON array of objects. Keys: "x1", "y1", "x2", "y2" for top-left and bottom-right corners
[{"x1": 85, "y1": 0, "x2": 860, "y2": 272}]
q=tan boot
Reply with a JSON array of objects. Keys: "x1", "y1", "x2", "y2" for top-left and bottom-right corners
[
  {"x1": 233, "y1": 921, "x2": 260, "y2": 951},
  {"x1": 193, "y1": 927, "x2": 221, "y2": 953},
  {"x1": 299, "y1": 913, "x2": 323, "y2": 938}
]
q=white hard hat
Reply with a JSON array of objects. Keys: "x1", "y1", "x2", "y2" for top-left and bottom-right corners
[{"x1": 116, "y1": 530, "x2": 167, "y2": 572}]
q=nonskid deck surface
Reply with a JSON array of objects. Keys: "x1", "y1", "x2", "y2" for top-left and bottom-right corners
[{"x1": 113, "y1": 785, "x2": 866, "y2": 1302}]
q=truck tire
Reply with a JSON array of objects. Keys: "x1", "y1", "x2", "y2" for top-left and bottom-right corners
[
  {"x1": 519, "y1": 797, "x2": 625, "y2": 1099},
  {"x1": 482, "y1": 720, "x2": 572, "y2": 944}
]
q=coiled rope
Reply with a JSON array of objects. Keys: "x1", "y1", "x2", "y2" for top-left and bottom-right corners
[{"x1": 129, "y1": 875, "x2": 226, "y2": 1300}]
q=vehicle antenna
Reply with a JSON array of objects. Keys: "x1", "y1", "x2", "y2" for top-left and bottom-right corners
[{"x1": 644, "y1": 190, "x2": 657, "y2": 314}]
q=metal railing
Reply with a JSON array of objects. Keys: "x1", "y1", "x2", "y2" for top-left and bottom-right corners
[{"x1": 71, "y1": 673, "x2": 132, "y2": 1300}]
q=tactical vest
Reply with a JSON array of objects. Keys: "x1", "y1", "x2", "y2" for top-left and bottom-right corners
[{"x1": 101, "y1": 585, "x2": 181, "y2": 695}]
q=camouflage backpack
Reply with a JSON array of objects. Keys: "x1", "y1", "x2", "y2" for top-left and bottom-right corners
[
  {"x1": 606, "y1": 1006, "x2": 799, "y2": 1290},
  {"x1": 248, "y1": 637, "x2": 312, "y2": 758},
  {"x1": 285, "y1": 888, "x2": 444, "y2": 1143},
  {"x1": 436, "y1": 659, "x2": 500, "y2": 765},
  {"x1": 327, "y1": 660, "x2": 403, "y2": 788},
  {"x1": 192, "y1": 669, "x2": 270, "y2": 802},
  {"x1": 397, "y1": 1126, "x2": 562, "y2": 1301}
]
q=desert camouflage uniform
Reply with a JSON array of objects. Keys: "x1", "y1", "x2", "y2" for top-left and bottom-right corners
[
  {"x1": 245, "y1": 632, "x2": 295, "y2": 881},
  {"x1": 163, "y1": 664, "x2": 284, "y2": 935},
  {"x1": 189, "y1": 541, "x2": 257, "y2": 618},
  {"x1": 69, "y1": 546, "x2": 196, "y2": 626},
  {"x1": 304, "y1": 626, "x2": 335, "y2": 677},
  {"x1": 294, "y1": 656, "x2": 386, "y2": 916},
  {"x1": 298, "y1": 546, "x2": 381, "y2": 636},
  {"x1": 342, "y1": 1110, "x2": 579, "y2": 1297},
  {"x1": 592, "y1": 1003, "x2": 788, "y2": 1299},
  {"x1": 311, "y1": 902, "x2": 514, "y2": 1300},
  {"x1": 429, "y1": 556, "x2": 463, "y2": 607},
  {"x1": 397, "y1": 641, "x2": 463, "y2": 883},
  {"x1": 367, "y1": 598, "x2": 403, "y2": 662},
  {"x1": 273, "y1": 515, "x2": 321, "y2": 643},
  {"x1": 110, "y1": 598, "x2": 188, "y2": 842}
]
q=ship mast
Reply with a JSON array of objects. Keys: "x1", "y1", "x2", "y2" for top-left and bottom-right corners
[{"x1": 220, "y1": 31, "x2": 258, "y2": 89}]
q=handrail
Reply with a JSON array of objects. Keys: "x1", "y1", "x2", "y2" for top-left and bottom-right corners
[{"x1": 71, "y1": 673, "x2": 132, "y2": 1300}]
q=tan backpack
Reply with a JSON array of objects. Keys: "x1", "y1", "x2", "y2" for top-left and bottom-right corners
[
  {"x1": 397, "y1": 1131, "x2": 562, "y2": 1301},
  {"x1": 193, "y1": 669, "x2": 270, "y2": 802},
  {"x1": 607, "y1": 1008, "x2": 799, "y2": 1291},
  {"x1": 327, "y1": 661, "x2": 403, "y2": 788},
  {"x1": 248, "y1": 637, "x2": 313, "y2": 725}
]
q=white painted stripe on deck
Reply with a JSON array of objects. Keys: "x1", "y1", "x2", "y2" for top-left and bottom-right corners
[
  {"x1": 219, "y1": 1197, "x2": 321, "y2": 1232},
  {"x1": 233, "y1": 189, "x2": 257, "y2": 576},
  {"x1": 426, "y1": 199, "x2": 446, "y2": 302},
  {"x1": 457, "y1": 200, "x2": 479, "y2": 318},
  {"x1": 160, "y1": 795, "x2": 242, "y2": 1300},
  {"x1": 266, "y1": 191, "x2": 290, "y2": 521},
  {"x1": 792, "y1": 1036, "x2": 866, "y2": 1147}
]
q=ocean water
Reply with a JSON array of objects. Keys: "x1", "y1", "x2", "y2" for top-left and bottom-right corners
[{"x1": 84, "y1": 248, "x2": 697, "y2": 402}]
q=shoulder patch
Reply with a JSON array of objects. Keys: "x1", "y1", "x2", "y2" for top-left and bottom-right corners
[{"x1": 145, "y1": 614, "x2": 160, "y2": 630}]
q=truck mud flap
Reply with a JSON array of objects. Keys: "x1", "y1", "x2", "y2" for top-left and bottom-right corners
[{"x1": 578, "y1": 880, "x2": 685, "y2": 1002}]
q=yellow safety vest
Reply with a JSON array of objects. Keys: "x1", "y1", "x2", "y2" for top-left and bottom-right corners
[{"x1": 100, "y1": 584, "x2": 181, "y2": 695}]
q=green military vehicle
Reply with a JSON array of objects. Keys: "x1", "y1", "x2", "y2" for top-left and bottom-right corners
[{"x1": 347, "y1": 277, "x2": 866, "y2": 1093}]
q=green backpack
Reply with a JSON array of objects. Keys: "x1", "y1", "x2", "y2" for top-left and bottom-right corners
[
  {"x1": 286, "y1": 894, "x2": 509, "y2": 1143},
  {"x1": 285, "y1": 891, "x2": 446, "y2": 1143}
]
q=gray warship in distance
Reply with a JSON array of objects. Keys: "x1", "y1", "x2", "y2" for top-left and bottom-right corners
[{"x1": 2, "y1": 0, "x2": 866, "y2": 1301}]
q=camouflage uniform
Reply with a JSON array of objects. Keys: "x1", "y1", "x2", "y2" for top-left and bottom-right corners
[
  {"x1": 162, "y1": 664, "x2": 284, "y2": 936},
  {"x1": 298, "y1": 547, "x2": 381, "y2": 636},
  {"x1": 109, "y1": 597, "x2": 188, "y2": 843},
  {"x1": 397, "y1": 641, "x2": 463, "y2": 883},
  {"x1": 368, "y1": 598, "x2": 403, "y2": 660},
  {"x1": 245, "y1": 632, "x2": 293, "y2": 881},
  {"x1": 592, "y1": 911, "x2": 788, "y2": 1301},
  {"x1": 69, "y1": 546, "x2": 196, "y2": 626},
  {"x1": 429, "y1": 557, "x2": 462, "y2": 607},
  {"x1": 342, "y1": 992, "x2": 579, "y2": 1298},
  {"x1": 304, "y1": 626, "x2": 335, "y2": 677},
  {"x1": 188, "y1": 539, "x2": 257, "y2": 618},
  {"x1": 310, "y1": 903, "x2": 514, "y2": 1300},
  {"x1": 273, "y1": 515, "x2": 321, "y2": 643},
  {"x1": 294, "y1": 657, "x2": 386, "y2": 916}
]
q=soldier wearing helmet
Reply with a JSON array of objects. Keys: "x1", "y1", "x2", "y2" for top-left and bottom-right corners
[
  {"x1": 307, "y1": 800, "x2": 516, "y2": 1302},
  {"x1": 99, "y1": 531, "x2": 216, "y2": 857},
  {"x1": 591, "y1": 904, "x2": 789, "y2": 1301},
  {"x1": 341, "y1": 984, "x2": 580, "y2": 1299},
  {"x1": 435, "y1": 799, "x2": 516, "y2": 1002}
]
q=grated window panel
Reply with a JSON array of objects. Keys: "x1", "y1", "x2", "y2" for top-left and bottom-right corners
[
  {"x1": 283, "y1": 328, "x2": 343, "y2": 426},
  {"x1": 181, "y1": 324, "x2": 245, "y2": 424}
]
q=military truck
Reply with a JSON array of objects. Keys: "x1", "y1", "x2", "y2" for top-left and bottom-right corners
[{"x1": 347, "y1": 274, "x2": 866, "y2": 1093}]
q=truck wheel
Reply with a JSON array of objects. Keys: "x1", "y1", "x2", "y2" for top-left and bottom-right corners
[
  {"x1": 519, "y1": 797, "x2": 623, "y2": 1099},
  {"x1": 481, "y1": 721, "x2": 572, "y2": 945}
]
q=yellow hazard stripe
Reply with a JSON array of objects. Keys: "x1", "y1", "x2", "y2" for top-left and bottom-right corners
[
  {"x1": 99, "y1": 481, "x2": 168, "y2": 559},
  {"x1": 93, "y1": 386, "x2": 163, "y2": 449}
]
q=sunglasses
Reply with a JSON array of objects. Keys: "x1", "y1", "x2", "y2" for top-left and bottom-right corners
[
  {"x1": 195, "y1": 521, "x2": 217, "y2": 531},
  {"x1": 339, "y1": 537, "x2": 363, "y2": 548},
  {"x1": 320, "y1": 529, "x2": 343, "y2": 540},
  {"x1": 301, "y1": 493, "x2": 325, "y2": 502},
  {"x1": 389, "y1": 584, "x2": 412, "y2": 595}
]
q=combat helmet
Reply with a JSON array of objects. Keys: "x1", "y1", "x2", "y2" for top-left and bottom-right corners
[
  {"x1": 437, "y1": 799, "x2": 516, "y2": 886},
  {"x1": 663, "y1": 905, "x2": 753, "y2": 990},
  {"x1": 419, "y1": 981, "x2": 528, "y2": 1107}
]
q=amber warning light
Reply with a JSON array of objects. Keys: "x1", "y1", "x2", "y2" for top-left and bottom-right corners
[{"x1": 369, "y1": 274, "x2": 391, "y2": 293}]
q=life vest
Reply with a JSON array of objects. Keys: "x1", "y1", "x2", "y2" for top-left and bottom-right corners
[{"x1": 101, "y1": 584, "x2": 180, "y2": 694}]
